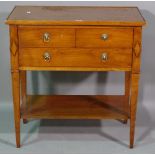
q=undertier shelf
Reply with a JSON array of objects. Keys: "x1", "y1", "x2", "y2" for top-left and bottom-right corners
[{"x1": 21, "y1": 95, "x2": 130, "y2": 120}]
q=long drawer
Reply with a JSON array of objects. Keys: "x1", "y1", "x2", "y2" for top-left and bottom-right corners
[{"x1": 19, "y1": 48, "x2": 132, "y2": 69}]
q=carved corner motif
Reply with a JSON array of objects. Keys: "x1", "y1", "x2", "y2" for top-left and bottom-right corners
[
  {"x1": 10, "y1": 40, "x2": 18, "y2": 56},
  {"x1": 134, "y1": 41, "x2": 141, "y2": 57}
]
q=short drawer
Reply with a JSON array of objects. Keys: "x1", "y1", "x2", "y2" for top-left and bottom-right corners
[
  {"x1": 19, "y1": 48, "x2": 132, "y2": 69},
  {"x1": 18, "y1": 26, "x2": 75, "y2": 47},
  {"x1": 76, "y1": 28, "x2": 133, "y2": 48}
]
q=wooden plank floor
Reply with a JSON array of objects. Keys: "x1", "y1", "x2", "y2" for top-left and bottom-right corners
[{"x1": 21, "y1": 95, "x2": 130, "y2": 120}]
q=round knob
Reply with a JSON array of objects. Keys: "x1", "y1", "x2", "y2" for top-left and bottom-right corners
[
  {"x1": 101, "y1": 34, "x2": 109, "y2": 41},
  {"x1": 43, "y1": 52, "x2": 51, "y2": 61},
  {"x1": 43, "y1": 33, "x2": 50, "y2": 42},
  {"x1": 101, "y1": 53, "x2": 108, "y2": 61}
]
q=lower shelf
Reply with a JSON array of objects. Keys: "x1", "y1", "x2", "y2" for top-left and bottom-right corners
[{"x1": 21, "y1": 95, "x2": 130, "y2": 120}]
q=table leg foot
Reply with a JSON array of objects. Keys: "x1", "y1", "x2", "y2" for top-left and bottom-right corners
[
  {"x1": 23, "y1": 119, "x2": 28, "y2": 124},
  {"x1": 12, "y1": 71, "x2": 21, "y2": 149},
  {"x1": 129, "y1": 73, "x2": 140, "y2": 149}
]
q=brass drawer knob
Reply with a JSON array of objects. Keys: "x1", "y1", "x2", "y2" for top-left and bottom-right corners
[
  {"x1": 43, "y1": 32, "x2": 50, "y2": 42},
  {"x1": 43, "y1": 52, "x2": 51, "y2": 61},
  {"x1": 101, "y1": 53, "x2": 108, "y2": 61},
  {"x1": 101, "y1": 34, "x2": 109, "y2": 41}
]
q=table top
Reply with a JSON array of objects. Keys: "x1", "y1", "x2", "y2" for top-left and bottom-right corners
[{"x1": 6, "y1": 6, "x2": 146, "y2": 26}]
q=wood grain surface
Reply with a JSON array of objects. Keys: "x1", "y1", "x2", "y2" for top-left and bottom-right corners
[
  {"x1": 19, "y1": 27, "x2": 75, "y2": 47},
  {"x1": 21, "y1": 95, "x2": 130, "y2": 119},
  {"x1": 19, "y1": 48, "x2": 132, "y2": 70},
  {"x1": 6, "y1": 6, "x2": 146, "y2": 26},
  {"x1": 76, "y1": 27, "x2": 133, "y2": 48}
]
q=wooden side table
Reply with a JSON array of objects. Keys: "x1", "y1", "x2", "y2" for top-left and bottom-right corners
[{"x1": 6, "y1": 6, "x2": 146, "y2": 148}]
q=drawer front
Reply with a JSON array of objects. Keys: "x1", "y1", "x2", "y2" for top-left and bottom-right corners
[
  {"x1": 19, "y1": 27, "x2": 75, "y2": 47},
  {"x1": 19, "y1": 48, "x2": 132, "y2": 69},
  {"x1": 76, "y1": 28, "x2": 133, "y2": 48}
]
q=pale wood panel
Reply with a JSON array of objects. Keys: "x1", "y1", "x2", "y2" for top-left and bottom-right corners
[
  {"x1": 6, "y1": 6, "x2": 146, "y2": 26},
  {"x1": 19, "y1": 48, "x2": 132, "y2": 69}
]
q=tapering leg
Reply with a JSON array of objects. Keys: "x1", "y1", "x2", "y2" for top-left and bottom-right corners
[
  {"x1": 20, "y1": 71, "x2": 28, "y2": 124},
  {"x1": 12, "y1": 71, "x2": 20, "y2": 148},
  {"x1": 130, "y1": 73, "x2": 140, "y2": 148},
  {"x1": 118, "y1": 72, "x2": 131, "y2": 124},
  {"x1": 125, "y1": 72, "x2": 131, "y2": 98},
  {"x1": 124, "y1": 71, "x2": 131, "y2": 124}
]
